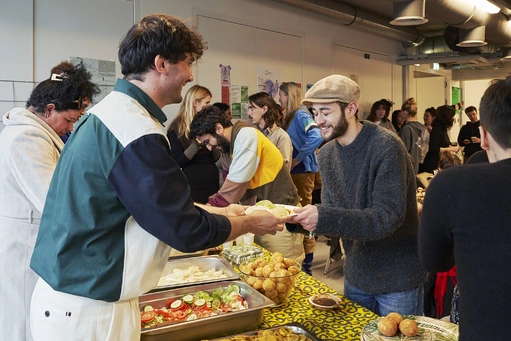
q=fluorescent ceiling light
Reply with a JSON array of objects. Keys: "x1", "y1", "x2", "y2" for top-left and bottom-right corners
[{"x1": 466, "y1": 0, "x2": 500, "y2": 14}]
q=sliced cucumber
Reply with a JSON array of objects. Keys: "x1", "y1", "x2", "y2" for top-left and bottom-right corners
[
  {"x1": 195, "y1": 298, "x2": 206, "y2": 307},
  {"x1": 170, "y1": 299, "x2": 183, "y2": 309},
  {"x1": 186, "y1": 313, "x2": 198, "y2": 321},
  {"x1": 182, "y1": 294, "x2": 194, "y2": 304}
]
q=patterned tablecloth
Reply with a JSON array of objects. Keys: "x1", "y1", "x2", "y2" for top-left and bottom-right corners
[{"x1": 260, "y1": 271, "x2": 379, "y2": 340}]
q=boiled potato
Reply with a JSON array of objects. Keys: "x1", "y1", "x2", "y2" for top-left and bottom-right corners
[
  {"x1": 254, "y1": 267, "x2": 264, "y2": 277},
  {"x1": 262, "y1": 278, "x2": 276, "y2": 291}
]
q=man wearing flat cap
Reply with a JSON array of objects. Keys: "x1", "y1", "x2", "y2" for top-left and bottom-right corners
[{"x1": 290, "y1": 75, "x2": 426, "y2": 316}]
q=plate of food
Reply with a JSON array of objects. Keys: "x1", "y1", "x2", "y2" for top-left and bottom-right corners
[
  {"x1": 245, "y1": 200, "x2": 299, "y2": 217},
  {"x1": 308, "y1": 293, "x2": 341, "y2": 310},
  {"x1": 362, "y1": 314, "x2": 458, "y2": 341}
]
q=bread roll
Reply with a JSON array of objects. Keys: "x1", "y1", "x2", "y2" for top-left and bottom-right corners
[
  {"x1": 399, "y1": 319, "x2": 418, "y2": 336},
  {"x1": 377, "y1": 317, "x2": 398, "y2": 337}
]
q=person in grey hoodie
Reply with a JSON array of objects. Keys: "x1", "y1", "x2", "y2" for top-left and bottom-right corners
[{"x1": 399, "y1": 97, "x2": 426, "y2": 174}]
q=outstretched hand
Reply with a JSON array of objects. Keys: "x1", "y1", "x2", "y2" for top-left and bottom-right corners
[
  {"x1": 247, "y1": 210, "x2": 288, "y2": 236},
  {"x1": 289, "y1": 204, "x2": 318, "y2": 232}
]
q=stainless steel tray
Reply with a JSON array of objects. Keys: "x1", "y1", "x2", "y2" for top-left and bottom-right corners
[
  {"x1": 206, "y1": 323, "x2": 321, "y2": 341},
  {"x1": 153, "y1": 255, "x2": 240, "y2": 291},
  {"x1": 140, "y1": 280, "x2": 275, "y2": 341}
]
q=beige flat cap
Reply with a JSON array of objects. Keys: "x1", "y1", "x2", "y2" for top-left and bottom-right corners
[{"x1": 302, "y1": 75, "x2": 360, "y2": 106}]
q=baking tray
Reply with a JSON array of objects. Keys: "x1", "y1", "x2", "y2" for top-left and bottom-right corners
[
  {"x1": 152, "y1": 255, "x2": 240, "y2": 292},
  {"x1": 206, "y1": 322, "x2": 321, "y2": 340},
  {"x1": 140, "y1": 280, "x2": 275, "y2": 341}
]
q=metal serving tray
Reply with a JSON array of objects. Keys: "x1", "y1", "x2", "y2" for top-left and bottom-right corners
[
  {"x1": 206, "y1": 322, "x2": 321, "y2": 341},
  {"x1": 140, "y1": 280, "x2": 275, "y2": 341},
  {"x1": 153, "y1": 255, "x2": 240, "y2": 292}
]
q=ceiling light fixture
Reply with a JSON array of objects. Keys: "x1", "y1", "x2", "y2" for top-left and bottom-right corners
[
  {"x1": 390, "y1": 0, "x2": 429, "y2": 26},
  {"x1": 465, "y1": 0, "x2": 501, "y2": 14},
  {"x1": 456, "y1": 26, "x2": 488, "y2": 47}
]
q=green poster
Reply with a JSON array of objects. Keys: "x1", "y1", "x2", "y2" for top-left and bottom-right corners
[{"x1": 452, "y1": 86, "x2": 461, "y2": 114}]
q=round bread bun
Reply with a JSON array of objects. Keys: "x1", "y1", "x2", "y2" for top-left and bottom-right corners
[
  {"x1": 245, "y1": 205, "x2": 290, "y2": 217},
  {"x1": 399, "y1": 319, "x2": 418, "y2": 337},
  {"x1": 272, "y1": 206, "x2": 290, "y2": 217},
  {"x1": 377, "y1": 317, "x2": 398, "y2": 337},
  {"x1": 386, "y1": 312, "x2": 403, "y2": 326},
  {"x1": 244, "y1": 205, "x2": 273, "y2": 215}
]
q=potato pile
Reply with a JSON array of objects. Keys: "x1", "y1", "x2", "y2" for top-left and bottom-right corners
[
  {"x1": 377, "y1": 312, "x2": 418, "y2": 337},
  {"x1": 239, "y1": 252, "x2": 301, "y2": 305}
]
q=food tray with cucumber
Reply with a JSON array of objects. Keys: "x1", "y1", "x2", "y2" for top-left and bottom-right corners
[{"x1": 139, "y1": 280, "x2": 274, "y2": 341}]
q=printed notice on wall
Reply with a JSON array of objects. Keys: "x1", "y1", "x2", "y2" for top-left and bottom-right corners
[
  {"x1": 220, "y1": 64, "x2": 231, "y2": 106},
  {"x1": 231, "y1": 85, "x2": 241, "y2": 119},
  {"x1": 70, "y1": 56, "x2": 116, "y2": 105},
  {"x1": 257, "y1": 66, "x2": 280, "y2": 102},
  {"x1": 240, "y1": 86, "x2": 248, "y2": 120}
]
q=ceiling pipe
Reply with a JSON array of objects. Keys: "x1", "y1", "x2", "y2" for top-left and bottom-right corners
[
  {"x1": 426, "y1": 0, "x2": 511, "y2": 46},
  {"x1": 270, "y1": 0, "x2": 425, "y2": 46}
]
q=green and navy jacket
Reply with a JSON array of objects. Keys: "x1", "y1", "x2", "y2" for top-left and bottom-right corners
[{"x1": 30, "y1": 79, "x2": 231, "y2": 302}]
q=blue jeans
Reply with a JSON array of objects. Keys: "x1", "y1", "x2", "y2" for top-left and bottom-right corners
[{"x1": 344, "y1": 279, "x2": 424, "y2": 316}]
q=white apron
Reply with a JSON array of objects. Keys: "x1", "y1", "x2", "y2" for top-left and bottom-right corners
[{"x1": 31, "y1": 279, "x2": 140, "y2": 341}]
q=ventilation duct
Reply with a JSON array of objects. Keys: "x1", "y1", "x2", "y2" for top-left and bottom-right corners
[
  {"x1": 390, "y1": 0, "x2": 428, "y2": 26},
  {"x1": 270, "y1": 0, "x2": 425, "y2": 46},
  {"x1": 457, "y1": 26, "x2": 488, "y2": 47},
  {"x1": 501, "y1": 47, "x2": 511, "y2": 60},
  {"x1": 426, "y1": 0, "x2": 511, "y2": 46}
]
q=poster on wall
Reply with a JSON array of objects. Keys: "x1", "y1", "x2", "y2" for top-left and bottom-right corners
[
  {"x1": 70, "y1": 56, "x2": 116, "y2": 105},
  {"x1": 241, "y1": 86, "x2": 249, "y2": 120},
  {"x1": 257, "y1": 66, "x2": 280, "y2": 101},
  {"x1": 231, "y1": 85, "x2": 241, "y2": 119},
  {"x1": 219, "y1": 64, "x2": 231, "y2": 105},
  {"x1": 230, "y1": 85, "x2": 249, "y2": 120},
  {"x1": 452, "y1": 86, "x2": 461, "y2": 115}
]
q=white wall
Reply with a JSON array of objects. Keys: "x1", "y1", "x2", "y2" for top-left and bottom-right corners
[
  {"x1": 138, "y1": 0, "x2": 406, "y2": 122},
  {"x1": 461, "y1": 79, "x2": 493, "y2": 124},
  {"x1": 1, "y1": 0, "x2": 406, "y2": 130},
  {"x1": 415, "y1": 76, "x2": 446, "y2": 124},
  {"x1": 0, "y1": 0, "x2": 134, "y2": 131}
]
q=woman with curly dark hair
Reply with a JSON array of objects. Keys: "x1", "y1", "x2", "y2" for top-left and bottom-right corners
[
  {"x1": 0, "y1": 61, "x2": 98, "y2": 341},
  {"x1": 367, "y1": 100, "x2": 397, "y2": 133},
  {"x1": 421, "y1": 105, "x2": 460, "y2": 173}
]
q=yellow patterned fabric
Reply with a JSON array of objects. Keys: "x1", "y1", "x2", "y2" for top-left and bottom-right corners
[
  {"x1": 261, "y1": 272, "x2": 378, "y2": 340},
  {"x1": 228, "y1": 247, "x2": 378, "y2": 340}
]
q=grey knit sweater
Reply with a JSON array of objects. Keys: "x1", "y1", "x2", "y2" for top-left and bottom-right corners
[{"x1": 317, "y1": 121, "x2": 426, "y2": 294}]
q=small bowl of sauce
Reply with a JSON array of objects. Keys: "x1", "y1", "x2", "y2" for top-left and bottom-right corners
[{"x1": 309, "y1": 294, "x2": 341, "y2": 310}]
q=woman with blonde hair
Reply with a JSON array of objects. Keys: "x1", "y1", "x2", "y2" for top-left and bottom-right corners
[
  {"x1": 398, "y1": 97, "x2": 426, "y2": 174},
  {"x1": 279, "y1": 82, "x2": 323, "y2": 275},
  {"x1": 168, "y1": 85, "x2": 220, "y2": 203}
]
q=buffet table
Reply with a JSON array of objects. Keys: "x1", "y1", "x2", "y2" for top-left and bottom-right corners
[{"x1": 260, "y1": 271, "x2": 378, "y2": 340}]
